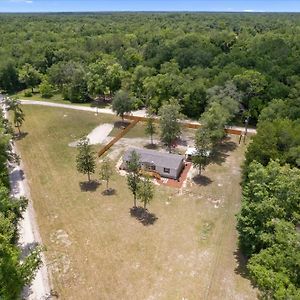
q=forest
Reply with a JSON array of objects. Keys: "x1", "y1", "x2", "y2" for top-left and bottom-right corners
[
  {"x1": 0, "y1": 13, "x2": 299, "y2": 299},
  {"x1": 1, "y1": 13, "x2": 300, "y2": 122}
]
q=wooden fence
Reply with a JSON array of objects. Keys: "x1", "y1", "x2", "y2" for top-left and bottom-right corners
[
  {"x1": 123, "y1": 115, "x2": 245, "y2": 135},
  {"x1": 98, "y1": 118, "x2": 140, "y2": 157},
  {"x1": 98, "y1": 114, "x2": 248, "y2": 157}
]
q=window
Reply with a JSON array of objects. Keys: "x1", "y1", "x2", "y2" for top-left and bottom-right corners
[
  {"x1": 150, "y1": 165, "x2": 156, "y2": 171},
  {"x1": 164, "y1": 168, "x2": 170, "y2": 174}
]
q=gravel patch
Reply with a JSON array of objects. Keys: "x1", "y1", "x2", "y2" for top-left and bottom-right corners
[{"x1": 69, "y1": 123, "x2": 113, "y2": 147}]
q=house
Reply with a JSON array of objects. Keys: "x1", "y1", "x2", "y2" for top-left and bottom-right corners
[{"x1": 122, "y1": 148, "x2": 185, "y2": 179}]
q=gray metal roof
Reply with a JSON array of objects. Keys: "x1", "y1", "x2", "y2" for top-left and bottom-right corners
[{"x1": 123, "y1": 148, "x2": 184, "y2": 170}]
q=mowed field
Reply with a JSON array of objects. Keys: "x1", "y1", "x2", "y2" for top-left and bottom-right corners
[{"x1": 17, "y1": 105, "x2": 257, "y2": 300}]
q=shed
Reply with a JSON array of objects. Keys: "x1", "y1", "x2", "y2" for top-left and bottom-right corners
[{"x1": 185, "y1": 146, "x2": 211, "y2": 161}]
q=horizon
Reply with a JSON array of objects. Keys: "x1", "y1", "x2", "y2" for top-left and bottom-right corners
[{"x1": 1, "y1": 0, "x2": 300, "y2": 13}]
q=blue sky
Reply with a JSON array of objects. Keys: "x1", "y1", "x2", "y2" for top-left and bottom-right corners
[{"x1": 0, "y1": 0, "x2": 300, "y2": 13}]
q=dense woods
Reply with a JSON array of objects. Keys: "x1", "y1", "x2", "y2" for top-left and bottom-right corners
[
  {"x1": 238, "y1": 94, "x2": 300, "y2": 298},
  {"x1": 1, "y1": 13, "x2": 300, "y2": 123},
  {"x1": 0, "y1": 12, "x2": 300, "y2": 298}
]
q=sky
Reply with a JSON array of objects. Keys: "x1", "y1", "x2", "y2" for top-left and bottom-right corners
[{"x1": 1, "y1": 0, "x2": 300, "y2": 13}]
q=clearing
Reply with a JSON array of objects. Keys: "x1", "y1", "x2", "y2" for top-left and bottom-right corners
[{"x1": 16, "y1": 105, "x2": 257, "y2": 300}]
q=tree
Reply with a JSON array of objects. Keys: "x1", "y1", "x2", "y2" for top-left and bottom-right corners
[
  {"x1": 99, "y1": 158, "x2": 113, "y2": 190},
  {"x1": 244, "y1": 119, "x2": 300, "y2": 169},
  {"x1": 145, "y1": 109, "x2": 156, "y2": 145},
  {"x1": 86, "y1": 57, "x2": 124, "y2": 97},
  {"x1": 49, "y1": 61, "x2": 89, "y2": 103},
  {"x1": 181, "y1": 79, "x2": 207, "y2": 118},
  {"x1": 192, "y1": 128, "x2": 212, "y2": 175},
  {"x1": 233, "y1": 70, "x2": 268, "y2": 118},
  {"x1": 18, "y1": 63, "x2": 41, "y2": 93},
  {"x1": 159, "y1": 99, "x2": 182, "y2": 152},
  {"x1": 258, "y1": 98, "x2": 300, "y2": 122},
  {"x1": 0, "y1": 206, "x2": 42, "y2": 300},
  {"x1": 126, "y1": 150, "x2": 141, "y2": 207},
  {"x1": 39, "y1": 77, "x2": 54, "y2": 98},
  {"x1": 237, "y1": 160, "x2": 300, "y2": 257},
  {"x1": 234, "y1": 71, "x2": 267, "y2": 99},
  {"x1": 112, "y1": 90, "x2": 133, "y2": 121},
  {"x1": 131, "y1": 65, "x2": 155, "y2": 98},
  {"x1": 61, "y1": 63, "x2": 88, "y2": 103},
  {"x1": 76, "y1": 137, "x2": 96, "y2": 182},
  {"x1": 106, "y1": 63, "x2": 124, "y2": 94},
  {"x1": 247, "y1": 220, "x2": 300, "y2": 300},
  {"x1": 13, "y1": 107, "x2": 25, "y2": 135},
  {"x1": 0, "y1": 61, "x2": 20, "y2": 93},
  {"x1": 206, "y1": 81, "x2": 241, "y2": 121},
  {"x1": 5, "y1": 97, "x2": 25, "y2": 135},
  {"x1": 4, "y1": 96, "x2": 20, "y2": 111},
  {"x1": 137, "y1": 176, "x2": 154, "y2": 209},
  {"x1": 200, "y1": 102, "x2": 229, "y2": 145}
]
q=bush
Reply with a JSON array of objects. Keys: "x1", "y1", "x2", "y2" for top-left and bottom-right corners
[
  {"x1": 39, "y1": 80, "x2": 54, "y2": 98},
  {"x1": 132, "y1": 97, "x2": 144, "y2": 110},
  {"x1": 24, "y1": 90, "x2": 32, "y2": 97}
]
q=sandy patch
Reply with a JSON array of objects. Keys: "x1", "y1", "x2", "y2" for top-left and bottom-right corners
[{"x1": 69, "y1": 123, "x2": 113, "y2": 147}]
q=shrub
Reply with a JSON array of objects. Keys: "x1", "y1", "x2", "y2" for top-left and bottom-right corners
[{"x1": 24, "y1": 90, "x2": 32, "y2": 97}]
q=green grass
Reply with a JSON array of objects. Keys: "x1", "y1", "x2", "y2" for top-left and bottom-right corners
[
  {"x1": 16, "y1": 105, "x2": 257, "y2": 300},
  {"x1": 10, "y1": 90, "x2": 93, "y2": 107},
  {"x1": 109, "y1": 121, "x2": 149, "y2": 139}
]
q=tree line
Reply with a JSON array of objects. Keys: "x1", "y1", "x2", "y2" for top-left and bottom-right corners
[
  {"x1": 0, "y1": 99, "x2": 41, "y2": 299},
  {"x1": 237, "y1": 98, "x2": 300, "y2": 299},
  {"x1": 1, "y1": 13, "x2": 300, "y2": 123}
]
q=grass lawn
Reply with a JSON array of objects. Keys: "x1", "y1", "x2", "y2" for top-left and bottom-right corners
[
  {"x1": 10, "y1": 90, "x2": 94, "y2": 107},
  {"x1": 16, "y1": 105, "x2": 257, "y2": 300},
  {"x1": 109, "y1": 121, "x2": 149, "y2": 139}
]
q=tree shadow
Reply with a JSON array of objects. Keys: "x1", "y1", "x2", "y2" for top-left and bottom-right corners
[
  {"x1": 79, "y1": 180, "x2": 100, "y2": 192},
  {"x1": 210, "y1": 138, "x2": 237, "y2": 165},
  {"x1": 192, "y1": 174, "x2": 213, "y2": 186},
  {"x1": 20, "y1": 241, "x2": 39, "y2": 259},
  {"x1": 234, "y1": 249, "x2": 257, "y2": 289},
  {"x1": 130, "y1": 206, "x2": 158, "y2": 226},
  {"x1": 114, "y1": 120, "x2": 130, "y2": 129},
  {"x1": 101, "y1": 188, "x2": 116, "y2": 196},
  {"x1": 20, "y1": 242, "x2": 41, "y2": 299},
  {"x1": 9, "y1": 168, "x2": 25, "y2": 195},
  {"x1": 14, "y1": 132, "x2": 28, "y2": 141},
  {"x1": 144, "y1": 143, "x2": 158, "y2": 150},
  {"x1": 176, "y1": 137, "x2": 188, "y2": 147},
  {"x1": 22, "y1": 284, "x2": 34, "y2": 299}
]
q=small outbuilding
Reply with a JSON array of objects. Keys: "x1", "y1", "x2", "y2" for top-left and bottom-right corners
[
  {"x1": 122, "y1": 148, "x2": 185, "y2": 179},
  {"x1": 185, "y1": 146, "x2": 211, "y2": 161}
]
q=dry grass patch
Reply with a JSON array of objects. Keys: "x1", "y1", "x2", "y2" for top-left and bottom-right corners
[{"x1": 17, "y1": 105, "x2": 257, "y2": 300}]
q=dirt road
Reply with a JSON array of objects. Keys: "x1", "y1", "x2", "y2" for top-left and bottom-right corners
[
  {"x1": 20, "y1": 100, "x2": 257, "y2": 134},
  {"x1": 1, "y1": 97, "x2": 51, "y2": 300}
]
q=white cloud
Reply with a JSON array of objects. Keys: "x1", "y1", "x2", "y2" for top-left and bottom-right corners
[{"x1": 243, "y1": 9, "x2": 254, "y2": 12}]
